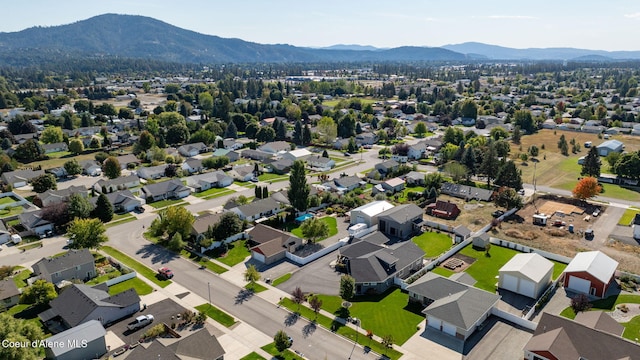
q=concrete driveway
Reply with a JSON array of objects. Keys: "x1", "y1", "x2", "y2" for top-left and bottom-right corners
[
  {"x1": 463, "y1": 316, "x2": 533, "y2": 359},
  {"x1": 590, "y1": 205, "x2": 626, "y2": 247},
  {"x1": 107, "y1": 298, "x2": 187, "y2": 345}
]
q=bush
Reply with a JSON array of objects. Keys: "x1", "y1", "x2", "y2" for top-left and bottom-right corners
[
  {"x1": 326, "y1": 207, "x2": 334, "y2": 214},
  {"x1": 143, "y1": 324, "x2": 165, "y2": 339}
]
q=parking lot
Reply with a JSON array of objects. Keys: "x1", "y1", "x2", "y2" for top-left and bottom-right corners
[{"x1": 107, "y1": 298, "x2": 187, "y2": 344}]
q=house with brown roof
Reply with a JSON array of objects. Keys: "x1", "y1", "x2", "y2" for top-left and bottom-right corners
[
  {"x1": 246, "y1": 224, "x2": 302, "y2": 265},
  {"x1": 523, "y1": 312, "x2": 639, "y2": 360},
  {"x1": 427, "y1": 200, "x2": 461, "y2": 220},
  {"x1": 126, "y1": 325, "x2": 225, "y2": 360}
]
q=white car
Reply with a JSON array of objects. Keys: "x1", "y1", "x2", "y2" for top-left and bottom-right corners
[{"x1": 592, "y1": 209, "x2": 600, "y2": 217}]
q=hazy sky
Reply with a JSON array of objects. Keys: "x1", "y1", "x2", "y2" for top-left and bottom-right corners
[{"x1": 2, "y1": 0, "x2": 639, "y2": 51}]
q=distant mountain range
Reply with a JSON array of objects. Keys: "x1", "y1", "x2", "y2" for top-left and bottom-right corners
[{"x1": 0, "y1": 14, "x2": 639, "y2": 65}]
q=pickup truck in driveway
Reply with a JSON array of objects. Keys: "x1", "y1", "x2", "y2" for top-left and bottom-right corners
[{"x1": 127, "y1": 314, "x2": 154, "y2": 331}]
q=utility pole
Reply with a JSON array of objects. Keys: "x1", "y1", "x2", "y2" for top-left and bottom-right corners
[{"x1": 208, "y1": 282, "x2": 211, "y2": 304}]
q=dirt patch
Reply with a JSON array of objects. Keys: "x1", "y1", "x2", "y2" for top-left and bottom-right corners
[
  {"x1": 437, "y1": 253, "x2": 476, "y2": 273},
  {"x1": 425, "y1": 195, "x2": 499, "y2": 231},
  {"x1": 538, "y1": 200, "x2": 585, "y2": 216},
  {"x1": 608, "y1": 303, "x2": 640, "y2": 323}
]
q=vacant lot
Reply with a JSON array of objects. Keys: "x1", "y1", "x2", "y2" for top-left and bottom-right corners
[
  {"x1": 425, "y1": 195, "x2": 500, "y2": 231},
  {"x1": 511, "y1": 130, "x2": 640, "y2": 201}
]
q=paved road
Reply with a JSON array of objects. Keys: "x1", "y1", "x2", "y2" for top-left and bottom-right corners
[{"x1": 105, "y1": 221, "x2": 378, "y2": 360}]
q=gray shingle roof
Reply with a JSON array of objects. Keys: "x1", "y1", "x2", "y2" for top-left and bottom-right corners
[
  {"x1": 45, "y1": 320, "x2": 106, "y2": 357},
  {"x1": 342, "y1": 238, "x2": 424, "y2": 283},
  {"x1": 232, "y1": 197, "x2": 280, "y2": 218},
  {"x1": 0, "y1": 278, "x2": 20, "y2": 299},
  {"x1": 95, "y1": 174, "x2": 140, "y2": 189},
  {"x1": 141, "y1": 179, "x2": 189, "y2": 197},
  {"x1": 33, "y1": 249, "x2": 94, "y2": 275},
  {"x1": 377, "y1": 204, "x2": 423, "y2": 224}
]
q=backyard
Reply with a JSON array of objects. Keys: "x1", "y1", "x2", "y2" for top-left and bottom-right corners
[
  {"x1": 619, "y1": 207, "x2": 640, "y2": 226},
  {"x1": 411, "y1": 231, "x2": 453, "y2": 258},
  {"x1": 289, "y1": 216, "x2": 338, "y2": 241},
  {"x1": 207, "y1": 240, "x2": 251, "y2": 267}
]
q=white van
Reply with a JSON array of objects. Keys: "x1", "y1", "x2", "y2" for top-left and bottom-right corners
[{"x1": 11, "y1": 234, "x2": 22, "y2": 244}]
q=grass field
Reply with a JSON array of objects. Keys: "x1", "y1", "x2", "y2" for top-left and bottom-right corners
[
  {"x1": 195, "y1": 303, "x2": 236, "y2": 327},
  {"x1": 551, "y1": 260, "x2": 568, "y2": 280},
  {"x1": 621, "y1": 315, "x2": 640, "y2": 341},
  {"x1": 0, "y1": 205, "x2": 23, "y2": 218},
  {"x1": 512, "y1": 130, "x2": 640, "y2": 201},
  {"x1": 180, "y1": 249, "x2": 228, "y2": 274},
  {"x1": 619, "y1": 208, "x2": 640, "y2": 226},
  {"x1": 17, "y1": 242, "x2": 43, "y2": 251},
  {"x1": 193, "y1": 187, "x2": 236, "y2": 199},
  {"x1": 290, "y1": 217, "x2": 338, "y2": 241},
  {"x1": 261, "y1": 343, "x2": 304, "y2": 360},
  {"x1": 214, "y1": 240, "x2": 251, "y2": 267},
  {"x1": 412, "y1": 232, "x2": 453, "y2": 258},
  {"x1": 322, "y1": 97, "x2": 377, "y2": 108},
  {"x1": 0, "y1": 196, "x2": 16, "y2": 205},
  {"x1": 431, "y1": 267, "x2": 455, "y2": 277},
  {"x1": 272, "y1": 273, "x2": 292, "y2": 287},
  {"x1": 101, "y1": 246, "x2": 171, "y2": 288},
  {"x1": 239, "y1": 352, "x2": 266, "y2": 360},
  {"x1": 258, "y1": 173, "x2": 289, "y2": 182},
  {"x1": 317, "y1": 288, "x2": 423, "y2": 345},
  {"x1": 108, "y1": 277, "x2": 153, "y2": 296},
  {"x1": 245, "y1": 282, "x2": 268, "y2": 293},
  {"x1": 396, "y1": 186, "x2": 425, "y2": 203}
]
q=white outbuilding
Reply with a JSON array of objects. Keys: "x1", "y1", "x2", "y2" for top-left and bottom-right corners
[
  {"x1": 499, "y1": 253, "x2": 554, "y2": 299},
  {"x1": 349, "y1": 201, "x2": 395, "y2": 227}
]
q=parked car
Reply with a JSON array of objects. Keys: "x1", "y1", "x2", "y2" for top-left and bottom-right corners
[
  {"x1": 158, "y1": 267, "x2": 174, "y2": 279},
  {"x1": 127, "y1": 314, "x2": 154, "y2": 331},
  {"x1": 592, "y1": 209, "x2": 600, "y2": 217},
  {"x1": 343, "y1": 152, "x2": 351, "y2": 157},
  {"x1": 585, "y1": 229, "x2": 594, "y2": 240},
  {"x1": 250, "y1": 177, "x2": 259, "y2": 183}
]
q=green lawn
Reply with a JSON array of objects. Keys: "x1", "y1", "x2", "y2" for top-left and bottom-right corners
[
  {"x1": 560, "y1": 294, "x2": 640, "y2": 319},
  {"x1": 618, "y1": 207, "x2": 640, "y2": 226},
  {"x1": 101, "y1": 246, "x2": 171, "y2": 288},
  {"x1": 108, "y1": 277, "x2": 153, "y2": 296},
  {"x1": 412, "y1": 232, "x2": 453, "y2": 258},
  {"x1": 106, "y1": 216, "x2": 137, "y2": 228},
  {"x1": 179, "y1": 249, "x2": 228, "y2": 274},
  {"x1": 261, "y1": 343, "x2": 304, "y2": 360},
  {"x1": 279, "y1": 298, "x2": 403, "y2": 359},
  {"x1": 458, "y1": 245, "x2": 519, "y2": 292},
  {"x1": 17, "y1": 242, "x2": 42, "y2": 251},
  {"x1": 86, "y1": 268, "x2": 123, "y2": 285},
  {"x1": 195, "y1": 303, "x2": 237, "y2": 327},
  {"x1": 6, "y1": 218, "x2": 21, "y2": 227},
  {"x1": 12, "y1": 269, "x2": 32, "y2": 288},
  {"x1": 431, "y1": 267, "x2": 455, "y2": 277},
  {"x1": 215, "y1": 240, "x2": 251, "y2": 267},
  {"x1": 258, "y1": 173, "x2": 289, "y2": 182},
  {"x1": 290, "y1": 217, "x2": 338, "y2": 241},
  {"x1": 193, "y1": 187, "x2": 236, "y2": 199},
  {"x1": 621, "y1": 315, "x2": 640, "y2": 341},
  {"x1": 551, "y1": 260, "x2": 568, "y2": 280},
  {"x1": 0, "y1": 206, "x2": 23, "y2": 218},
  {"x1": 149, "y1": 199, "x2": 187, "y2": 209},
  {"x1": 240, "y1": 352, "x2": 266, "y2": 360},
  {"x1": 272, "y1": 273, "x2": 292, "y2": 287},
  {"x1": 111, "y1": 213, "x2": 135, "y2": 221},
  {"x1": 397, "y1": 186, "x2": 425, "y2": 203},
  {"x1": 317, "y1": 288, "x2": 423, "y2": 345},
  {"x1": 0, "y1": 196, "x2": 16, "y2": 205},
  {"x1": 245, "y1": 282, "x2": 268, "y2": 293},
  {"x1": 322, "y1": 97, "x2": 377, "y2": 108}
]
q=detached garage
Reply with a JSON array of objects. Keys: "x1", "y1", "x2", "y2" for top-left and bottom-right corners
[
  {"x1": 499, "y1": 253, "x2": 554, "y2": 299},
  {"x1": 562, "y1": 251, "x2": 618, "y2": 298}
]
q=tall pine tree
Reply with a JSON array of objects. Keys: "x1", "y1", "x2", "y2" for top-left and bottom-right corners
[
  {"x1": 293, "y1": 120, "x2": 303, "y2": 145},
  {"x1": 480, "y1": 142, "x2": 500, "y2": 186},
  {"x1": 288, "y1": 160, "x2": 309, "y2": 213},
  {"x1": 93, "y1": 193, "x2": 114, "y2": 222},
  {"x1": 581, "y1": 146, "x2": 601, "y2": 178}
]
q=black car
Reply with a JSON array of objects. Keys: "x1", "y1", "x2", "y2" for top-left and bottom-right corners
[
  {"x1": 492, "y1": 210, "x2": 505, "y2": 218},
  {"x1": 343, "y1": 152, "x2": 351, "y2": 157}
]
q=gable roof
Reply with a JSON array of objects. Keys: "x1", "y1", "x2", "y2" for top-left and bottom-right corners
[
  {"x1": 351, "y1": 200, "x2": 395, "y2": 217},
  {"x1": 0, "y1": 278, "x2": 20, "y2": 300},
  {"x1": 259, "y1": 141, "x2": 290, "y2": 153},
  {"x1": 232, "y1": 197, "x2": 280, "y2": 218},
  {"x1": 525, "y1": 313, "x2": 640, "y2": 360},
  {"x1": 341, "y1": 239, "x2": 424, "y2": 283},
  {"x1": 33, "y1": 249, "x2": 94, "y2": 275},
  {"x1": 18, "y1": 210, "x2": 51, "y2": 229},
  {"x1": 247, "y1": 224, "x2": 301, "y2": 257},
  {"x1": 440, "y1": 182, "x2": 493, "y2": 201},
  {"x1": 384, "y1": 177, "x2": 405, "y2": 187},
  {"x1": 563, "y1": 251, "x2": 618, "y2": 284},
  {"x1": 41, "y1": 284, "x2": 139, "y2": 327},
  {"x1": 38, "y1": 185, "x2": 88, "y2": 204},
  {"x1": 574, "y1": 311, "x2": 624, "y2": 337},
  {"x1": 377, "y1": 204, "x2": 423, "y2": 224},
  {"x1": 1, "y1": 169, "x2": 45, "y2": 184},
  {"x1": 407, "y1": 273, "x2": 500, "y2": 331},
  {"x1": 137, "y1": 164, "x2": 167, "y2": 178},
  {"x1": 95, "y1": 174, "x2": 140, "y2": 189},
  {"x1": 597, "y1": 139, "x2": 623, "y2": 150},
  {"x1": 191, "y1": 212, "x2": 223, "y2": 235},
  {"x1": 334, "y1": 175, "x2": 362, "y2": 188},
  {"x1": 127, "y1": 327, "x2": 225, "y2": 360},
  {"x1": 45, "y1": 320, "x2": 106, "y2": 358},
  {"x1": 141, "y1": 179, "x2": 189, "y2": 197},
  {"x1": 90, "y1": 189, "x2": 140, "y2": 209},
  {"x1": 116, "y1": 154, "x2": 141, "y2": 166},
  {"x1": 499, "y1": 253, "x2": 554, "y2": 283}
]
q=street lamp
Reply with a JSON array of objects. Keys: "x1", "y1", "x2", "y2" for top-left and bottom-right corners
[
  {"x1": 208, "y1": 282, "x2": 211, "y2": 304},
  {"x1": 348, "y1": 318, "x2": 360, "y2": 360}
]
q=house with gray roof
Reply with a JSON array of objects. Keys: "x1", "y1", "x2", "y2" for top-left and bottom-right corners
[
  {"x1": 39, "y1": 284, "x2": 140, "y2": 329},
  {"x1": 596, "y1": 139, "x2": 624, "y2": 156},
  {"x1": 42, "y1": 142, "x2": 68, "y2": 154},
  {"x1": 240, "y1": 149, "x2": 272, "y2": 161},
  {"x1": 126, "y1": 326, "x2": 225, "y2": 360},
  {"x1": 190, "y1": 212, "x2": 224, "y2": 241},
  {"x1": 90, "y1": 189, "x2": 143, "y2": 213},
  {"x1": 136, "y1": 164, "x2": 168, "y2": 180},
  {"x1": 524, "y1": 312, "x2": 639, "y2": 360},
  {"x1": 182, "y1": 157, "x2": 204, "y2": 174},
  {"x1": 404, "y1": 171, "x2": 426, "y2": 186},
  {"x1": 306, "y1": 155, "x2": 336, "y2": 171},
  {"x1": 247, "y1": 224, "x2": 303, "y2": 265},
  {"x1": 339, "y1": 238, "x2": 424, "y2": 295},
  {"x1": 258, "y1": 141, "x2": 291, "y2": 154},
  {"x1": 374, "y1": 160, "x2": 400, "y2": 175},
  {"x1": 376, "y1": 204, "x2": 423, "y2": 240},
  {"x1": 94, "y1": 174, "x2": 140, "y2": 193},
  {"x1": 407, "y1": 273, "x2": 500, "y2": 341},
  {"x1": 116, "y1": 154, "x2": 141, "y2": 169},
  {"x1": 177, "y1": 142, "x2": 208, "y2": 157},
  {"x1": 140, "y1": 179, "x2": 190, "y2": 202},
  {"x1": 227, "y1": 164, "x2": 255, "y2": 181},
  {"x1": 1, "y1": 169, "x2": 45, "y2": 188},
  {"x1": 79, "y1": 160, "x2": 102, "y2": 177},
  {"x1": 229, "y1": 197, "x2": 282, "y2": 221},
  {"x1": 32, "y1": 249, "x2": 96, "y2": 284},
  {"x1": 185, "y1": 171, "x2": 233, "y2": 192},
  {"x1": 440, "y1": 182, "x2": 494, "y2": 201},
  {"x1": 266, "y1": 158, "x2": 293, "y2": 174},
  {"x1": 37, "y1": 185, "x2": 88, "y2": 207},
  {"x1": 44, "y1": 320, "x2": 107, "y2": 360},
  {"x1": 322, "y1": 175, "x2": 365, "y2": 194},
  {"x1": 212, "y1": 148, "x2": 241, "y2": 162},
  {"x1": 18, "y1": 210, "x2": 53, "y2": 236},
  {"x1": 0, "y1": 278, "x2": 21, "y2": 309}
]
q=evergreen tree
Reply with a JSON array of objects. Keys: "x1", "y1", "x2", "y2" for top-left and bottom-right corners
[
  {"x1": 276, "y1": 119, "x2": 287, "y2": 140},
  {"x1": 288, "y1": 160, "x2": 309, "y2": 213},
  {"x1": 293, "y1": 120, "x2": 303, "y2": 145},
  {"x1": 495, "y1": 160, "x2": 523, "y2": 190},
  {"x1": 302, "y1": 124, "x2": 312, "y2": 145},
  {"x1": 262, "y1": 186, "x2": 268, "y2": 199},
  {"x1": 581, "y1": 146, "x2": 601, "y2": 178},
  {"x1": 480, "y1": 142, "x2": 500, "y2": 186},
  {"x1": 461, "y1": 146, "x2": 477, "y2": 181},
  {"x1": 93, "y1": 193, "x2": 114, "y2": 222},
  {"x1": 322, "y1": 149, "x2": 329, "y2": 158},
  {"x1": 255, "y1": 186, "x2": 262, "y2": 199},
  {"x1": 224, "y1": 120, "x2": 238, "y2": 139}
]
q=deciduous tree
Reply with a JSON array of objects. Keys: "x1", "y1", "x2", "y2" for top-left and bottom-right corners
[
  {"x1": 291, "y1": 287, "x2": 306, "y2": 312},
  {"x1": 68, "y1": 138, "x2": 84, "y2": 155},
  {"x1": 20, "y1": 279, "x2": 57, "y2": 305},
  {"x1": 102, "y1": 156, "x2": 121, "y2": 179},
  {"x1": 40, "y1": 126, "x2": 64, "y2": 144},
  {"x1": 68, "y1": 193, "x2": 93, "y2": 219},
  {"x1": 274, "y1": 330, "x2": 290, "y2": 353},
  {"x1": 0, "y1": 313, "x2": 45, "y2": 360},
  {"x1": 414, "y1": 122, "x2": 427, "y2": 137},
  {"x1": 340, "y1": 275, "x2": 355, "y2": 301},
  {"x1": 31, "y1": 174, "x2": 57, "y2": 193},
  {"x1": 300, "y1": 217, "x2": 329, "y2": 243},
  {"x1": 572, "y1": 177, "x2": 602, "y2": 200},
  {"x1": 308, "y1": 295, "x2": 323, "y2": 319},
  {"x1": 63, "y1": 159, "x2": 82, "y2": 176},
  {"x1": 67, "y1": 218, "x2": 108, "y2": 249},
  {"x1": 244, "y1": 264, "x2": 260, "y2": 284}
]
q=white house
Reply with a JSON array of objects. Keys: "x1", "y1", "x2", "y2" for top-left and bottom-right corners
[
  {"x1": 306, "y1": 156, "x2": 336, "y2": 171},
  {"x1": 349, "y1": 201, "x2": 395, "y2": 227},
  {"x1": 499, "y1": 253, "x2": 554, "y2": 299},
  {"x1": 281, "y1": 148, "x2": 312, "y2": 161}
]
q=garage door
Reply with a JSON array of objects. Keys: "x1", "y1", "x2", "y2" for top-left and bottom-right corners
[
  {"x1": 428, "y1": 318, "x2": 441, "y2": 330},
  {"x1": 501, "y1": 274, "x2": 519, "y2": 293},
  {"x1": 568, "y1": 275, "x2": 591, "y2": 294},
  {"x1": 356, "y1": 216, "x2": 365, "y2": 224},
  {"x1": 519, "y1": 279, "x2": 536, "y2": 298},
  {"x1": 442, "y1": 322, "x2": 456, "y2": 336}
]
